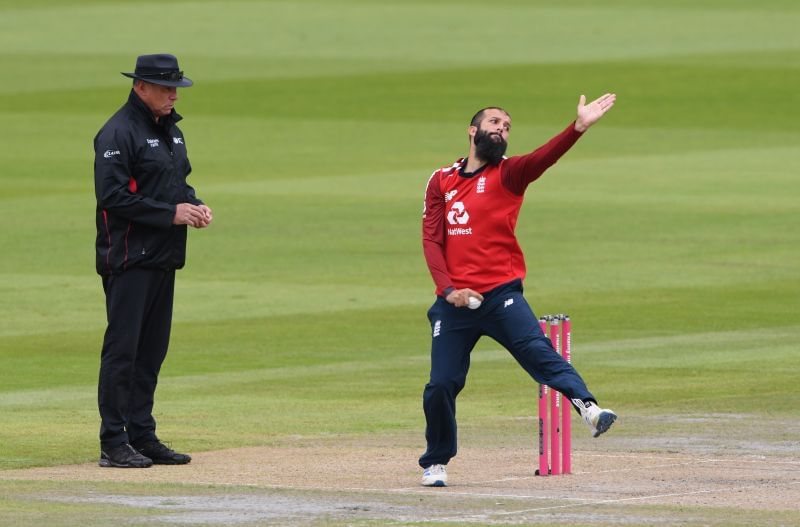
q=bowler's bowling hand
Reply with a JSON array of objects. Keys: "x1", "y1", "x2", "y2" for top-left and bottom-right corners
[
  {"x1": 575, "y1": 93, "x2": 616, "y2": 132},
  {"x1": 446, "y1": 288, "x2": 484, "y2": 308},
  {"x1": 173, "y1": 203, "x2": 207, "y2": 227}
]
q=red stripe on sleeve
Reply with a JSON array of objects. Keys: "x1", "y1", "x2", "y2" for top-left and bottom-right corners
[{"x1": 102, "y1": 209, "x2": 112, "y2": 273}]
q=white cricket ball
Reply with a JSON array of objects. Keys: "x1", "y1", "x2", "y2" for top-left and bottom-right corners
[{"x1": 468, "y1": 296, "x2": 482, "y2": 310}]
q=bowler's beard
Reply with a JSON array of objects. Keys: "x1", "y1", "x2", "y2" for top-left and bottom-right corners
[{"x1": 473, "y1": 128, "x2": 507, "y2": 166}]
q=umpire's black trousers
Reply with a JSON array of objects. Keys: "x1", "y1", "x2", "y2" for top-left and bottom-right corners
[{"x1": 98, "y1": 268, "x2": 175, "y2": 449}]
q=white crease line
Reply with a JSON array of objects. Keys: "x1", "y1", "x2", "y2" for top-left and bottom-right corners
[
  {"x1": 466, "y1": 457, "x2": 742, "y2": 484},
  {"x1": 580, "y1": 452, "x2": 800, "y2": 465},
  {"x1": 472, "y1": 461, "x2": 700, "y2": 483},
  {"x1": 575, "y1": 459, "x2": 718, "y2": 475},
  {"x1": 471, "y1": 457, "x2": 800, "y2": 484}
]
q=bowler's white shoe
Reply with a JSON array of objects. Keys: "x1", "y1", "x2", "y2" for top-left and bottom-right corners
[
  {"x1": 421, "y1": 464, "x2": 448, "y2": 487},
  {"x1": 575, "y1": 400, "x2": 617, "y2": 437}
]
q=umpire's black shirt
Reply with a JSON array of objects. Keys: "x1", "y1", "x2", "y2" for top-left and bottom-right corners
[{"x1": 94, "y1": 90, "x2": 202, "y2": 275}]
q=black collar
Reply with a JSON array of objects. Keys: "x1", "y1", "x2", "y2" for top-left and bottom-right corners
[
  {"x1": 459, "y1": 159, "x2": 489, "y2": 179},
  {"x1": 128, "y1": 89, "x2": 182, "y2": 131}
]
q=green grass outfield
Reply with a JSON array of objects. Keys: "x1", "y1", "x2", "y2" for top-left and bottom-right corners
[{"x1": 1, "y1": 0, "x2": 799, "y2": 525}]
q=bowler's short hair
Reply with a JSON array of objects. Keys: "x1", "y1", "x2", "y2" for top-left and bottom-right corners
[{"x1": 470, "y1": 107, "x2": 510, "y2": 128}]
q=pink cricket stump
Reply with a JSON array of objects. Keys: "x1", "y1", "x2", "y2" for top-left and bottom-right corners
[
  {"x1": 537, "y1": 317, "x2": 549, "y2": 475},
  {"x1": 549, "y1": 317, "x2": 561, "y2": 475},
  {"x1": 561, "y1": 315, "x2": 572, "y2": 474}
]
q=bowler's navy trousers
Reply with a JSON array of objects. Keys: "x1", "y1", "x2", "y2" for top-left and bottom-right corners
[{"x1": 419, "y1": 279, "x2": 594, "y2": 468}]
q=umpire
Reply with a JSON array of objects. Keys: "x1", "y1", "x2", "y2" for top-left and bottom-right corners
[{"x1": 93, "y1": 54, "x2": 212, "y2": 468}]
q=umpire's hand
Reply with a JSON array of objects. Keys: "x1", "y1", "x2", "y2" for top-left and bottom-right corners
[{"x1": 173, "y1": 203, "x2": 211, "y2": 228}]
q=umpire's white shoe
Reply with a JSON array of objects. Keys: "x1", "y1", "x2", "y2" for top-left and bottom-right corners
[
  {"x1": 575, "y1": 400, "x2": 617, "y2": 438},
  {"x1": 421, "y1": 464, "x2": 448, "y2": 487}
]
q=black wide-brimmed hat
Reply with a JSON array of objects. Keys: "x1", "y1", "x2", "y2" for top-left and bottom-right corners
[{"x1": 122, "y1": 54, "x2": 193, "y2": 87}]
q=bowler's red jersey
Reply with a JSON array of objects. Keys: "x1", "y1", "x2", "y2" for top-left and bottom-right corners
[{"x1": 422, "y1": 123, "x2": 583, "y2": 296}]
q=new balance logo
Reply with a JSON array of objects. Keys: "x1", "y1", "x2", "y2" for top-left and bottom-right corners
[
  {"x1": 433, "y1": 320, "x2": 441, "y2": 338},
  {"x1": 504, "y1": 298, "x2": 514, "y2": 308},
  {"x1": 572, "y1": 398, "x2": 589, "y2": 411},
  {"x1": 173, "y1": 137, "x2": 184, "y2": 144},
  {"x1": 444, "y1": 190, "x2": 458, "y2": 202}
]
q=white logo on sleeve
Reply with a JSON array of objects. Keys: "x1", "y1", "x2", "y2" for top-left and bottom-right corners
[
  {"x1": 103, "y1": 149, "x2": 120, "y2": 158},
  {"x1": 504, "y1": 298, "x2": 514, "y2": 308},
  {"x1": 173, "y1": 137, "x2": 184, "y2": 144},
  {"x1": 446, "y1": 201, "x2": 469, "y2": 225}
]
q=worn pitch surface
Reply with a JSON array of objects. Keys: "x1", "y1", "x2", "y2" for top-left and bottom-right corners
[{"x1": 3, "y1": 439, "x2": 799, "y2": 525}]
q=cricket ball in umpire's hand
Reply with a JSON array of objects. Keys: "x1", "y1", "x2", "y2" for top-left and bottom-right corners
[{"x1": 468, "y1": 296, "x2": 482, "y2": 310}]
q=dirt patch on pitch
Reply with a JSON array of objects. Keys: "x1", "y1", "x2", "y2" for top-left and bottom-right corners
[{"x1": 2, "y1": 434, "x2": 799, "y2": 525}]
